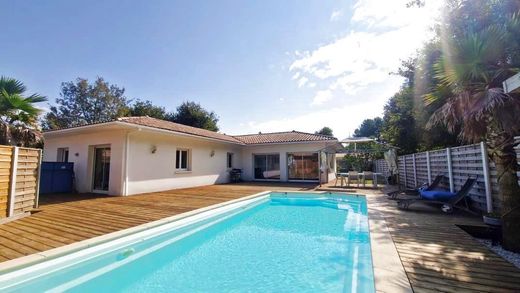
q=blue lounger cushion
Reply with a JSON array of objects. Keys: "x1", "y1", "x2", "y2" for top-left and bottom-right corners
[{"x1": 420, "y1": 190, "x2": 456, "y2": 201}]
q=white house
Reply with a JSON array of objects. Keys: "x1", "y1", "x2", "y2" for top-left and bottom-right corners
[{"x1": 43, "y1": 116, "x2": 340, "y2": 196}]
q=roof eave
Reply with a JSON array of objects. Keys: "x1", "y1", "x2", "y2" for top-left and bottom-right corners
[
  {"x1": 117, "y1": 121, "x2": 245, "y2": 145},
  {"x1": 242, "y1": 139, "x2": 338, "y2": 146}
]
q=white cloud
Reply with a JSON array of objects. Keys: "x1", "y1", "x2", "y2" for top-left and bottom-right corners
[
  {"x1": 311, "y1": 90, "x2": 333, "y2": 105},
  {"x1": 297, "y1": 77, "x2": 309, "y2": 88},
  {"x1": 242, "y1": 100, "x2": 382, "y2": 139},
  {"x1": 290, "y1": 0, "x2": 442, "y2": 104},
  {"x1": 330, "y1": 10, "x2": 343, "y2": 22}
]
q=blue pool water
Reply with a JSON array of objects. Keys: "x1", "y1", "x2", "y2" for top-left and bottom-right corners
[{"x1": 2, "y1": 193, "x2": 374, "y2": 292}]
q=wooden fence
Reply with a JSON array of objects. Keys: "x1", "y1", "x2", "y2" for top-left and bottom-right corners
[
  {"x1": 374, "y1": 136, "x2": 520, "y2": 213},
  {"x1": 0, "y1": 145, "x2": 42, "y2": 220}
]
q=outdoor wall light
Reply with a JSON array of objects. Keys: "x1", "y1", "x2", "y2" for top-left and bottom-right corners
[
  {"x1": 210, "y1": 150, "x2": 215, "y2": 157},
  {"x1": 75, "y1": 153, "x2": 79, "y2": 157},
  {"x1": 151, "y1": 145, "x2": 157, "y2": 154}
]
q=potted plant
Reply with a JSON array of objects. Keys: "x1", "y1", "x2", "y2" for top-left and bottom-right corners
[{"x1": 483, "y1": 212, "x2": 502, "y2": 226}]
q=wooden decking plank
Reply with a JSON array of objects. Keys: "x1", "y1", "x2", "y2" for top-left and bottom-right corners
[
  {"x1": 407, "y1": 266, "x2": 520, "y2": 289},
  {"x1": 407, "y1": 272, "x2": 518, "y2": 292},
  {"x1": 1, "y1": 223, "x2": 72, "y2": 246},
  {"x1": 20, "y1": 217, "x2": 101, "y2": 239},
  {"x1": 41, "y1": 209, "x2": 140, "y2": 231},
  {"x1": 396, "y1": 251, "x2": 517, "y2": 269},
  {"x1": 0, "y1": 227, "x2": 56, "y2": 251},
  {"x1": 13, "y1": 221, "x2": 85, "y2": 242},
  {"x1": 399, "y1": 257, "x2": 520, "y2": 277},
  {"x1": 0, "y1": 244, "x2": 24, "y2": 260}
]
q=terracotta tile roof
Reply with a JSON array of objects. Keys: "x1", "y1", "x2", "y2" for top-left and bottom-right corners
[
  {"x1": 117, "y1": 116, "x2": 243, "y2": 143},
  {"x1": 45, "y1": 116, "x2": 338, "y2": 145},
  {"x1": 233, "y1": 131, "x2": 337, "y2": 144}
]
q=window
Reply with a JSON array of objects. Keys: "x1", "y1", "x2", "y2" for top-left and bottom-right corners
[
  {"x1": 57, "y1": 148, "x2": 69, "y2": 162},
  {"x1": 227, "y1": 152, "x2": 233, "y2": 169},
  {"x1": 253, "y1": 154, "x2": 280, "y2": 180},
  {"x1": 176, "y1": 149, "x2": 190, "y2": 171},
  {"x1": 287, "y1": 152, "x2": 319, "y2": 181}
]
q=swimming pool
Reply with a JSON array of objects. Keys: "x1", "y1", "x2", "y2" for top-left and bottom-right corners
[{"x1": 0, "y1": 192, "x2": 375, "y2": 292}]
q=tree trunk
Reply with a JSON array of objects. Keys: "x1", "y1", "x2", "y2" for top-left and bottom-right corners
[{"x1": 487, "y1": 131, "x2": 520, "y2": 252}]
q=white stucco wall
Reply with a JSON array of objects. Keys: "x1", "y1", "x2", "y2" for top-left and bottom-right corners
[
  {"x1": 44, "y1": 125, "x2": 339, "y2": 196},
  {"x1": 240, "y1": 142, "x2": 336, "y2": 182},
  {"x1": 43, "y1": 129, "x2": 126, "y2": 195},
  {"x1": 126, "y1": 131, "x2": 242, "y2": 195}
]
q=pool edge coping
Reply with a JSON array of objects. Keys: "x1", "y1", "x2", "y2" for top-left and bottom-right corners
[{"x1": 366, "y1": 195, "x2": 413, "y2": 293}]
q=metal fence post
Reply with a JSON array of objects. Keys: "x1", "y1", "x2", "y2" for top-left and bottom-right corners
[
  {"x1": 412, "y1": 153, "x2": 417, "y2": 187},
  {"x1": 480, "y1": 142, "x2": 493, "y2": 213},
  {"x1": 446, "y1": 147, "x2": 454, "y2": 193},
  {"x1": 426, "y1": 151, "x2": 432, "y2": 184},
  {"x1": 7, "y1": 147, "x2": 19, "y2": 217},
  {"x1": 403, "y1": 156, "x2": 407, "y2": 188}
]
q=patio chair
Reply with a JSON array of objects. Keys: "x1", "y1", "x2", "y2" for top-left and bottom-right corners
[
  {"x1": 361, "y1": 171, "x2": 373, "y2": 187},
  {"x1": 397, "y1": 177, "x2": 477, "y2": 214},
  {"x1": 347, "y1": 172, "x2": 360, "y2": 187},
  {"x1": 387, "y1": 174, "x2": 446, "y2": 200}
]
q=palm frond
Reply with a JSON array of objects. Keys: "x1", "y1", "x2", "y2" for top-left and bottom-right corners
[{"x1": 0, "y1": 76, "x2": 26, "y2": 95}]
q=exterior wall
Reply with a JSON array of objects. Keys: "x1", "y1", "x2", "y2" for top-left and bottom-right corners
[
  {"x1": 126, "y1": 131, "x2": 242, "y2": 195},
  {"x1": 44, "y1": 127, "x2": 339, "y2": 196},
  {"x1": 240, "y1": 142, "x2": 335, "y2": 182},
  {"x1": 43, "y1": 130, "x2": 126, "y2": 195}
]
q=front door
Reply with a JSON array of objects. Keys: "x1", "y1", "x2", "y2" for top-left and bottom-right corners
[{"x1": 93, "y1": 146, "x2": 111, "y2": 192}]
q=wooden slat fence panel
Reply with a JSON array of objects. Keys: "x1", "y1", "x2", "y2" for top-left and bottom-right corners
[
  {"x1": 0, "y1": 145, "x2": 13, "y2": 218},
  {"x1": 13, "y1": 148, "x2": 41, "y2": 215},
  {"x1": 0, "y1": 146, "x2": 42, "y2": 220}
]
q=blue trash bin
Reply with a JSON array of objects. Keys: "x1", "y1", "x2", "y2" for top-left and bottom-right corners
[{"x1": 40, "y1": 162, "x2": 74, "y2": 194}]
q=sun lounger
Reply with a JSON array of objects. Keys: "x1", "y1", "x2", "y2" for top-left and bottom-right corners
[
  {"x1": 387, "y1": 175, "x2": 446, "y2": 199},
  {"x1": 397, "y1": 177, "x2": 477, "y2": 214}
]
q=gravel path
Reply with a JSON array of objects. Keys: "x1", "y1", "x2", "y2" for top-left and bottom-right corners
[{"x1": 475, "y1": 238, "x2": 520, "y2": 269}]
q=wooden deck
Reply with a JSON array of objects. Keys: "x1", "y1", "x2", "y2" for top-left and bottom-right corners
[
  {"x1": 374, "y1": 194, "x2": 520, "y2": 293},
  {"x1": 1, "y1": 182, "x2": 520, "y2": 292}
]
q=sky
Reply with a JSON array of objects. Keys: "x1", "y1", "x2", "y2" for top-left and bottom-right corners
[{"x1": 1, "y1": 0, "x2": 441, "y2": 139}]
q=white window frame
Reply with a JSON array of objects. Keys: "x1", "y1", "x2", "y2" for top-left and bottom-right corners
[
  {"x1": 175, "y1": 149, "x2": 191, "y2": 171},
  {"x1": 57, "y1": 147, "x2": 69, "y2": 162},
  {"x1": 227, "y1": 152, "x2": 233, "y2": 169}
]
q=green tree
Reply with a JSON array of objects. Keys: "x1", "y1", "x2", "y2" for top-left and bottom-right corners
[
  {"x1": 168, "y1": 101, "x2": 219, "y2": 131},
  {"x1": 380, "y1": 88, "x2": 418, "y2": 154},
  {"x1": 128, "y1": 99, "x2": 167, "y2": 119},
  {"x1": 424, "y1": 1, "x2": 520, "y2": 251},
  {"x1": 353, "y1": 118, "x2": 383, "y2": 139},
  {"x1": 43, "y1": 77, "x2": 129, "y2": 129},
  {"x1": 315, "y1": 126, "x2": 333, "y2": 137},
  {"x1": 0, "y1": 77, "x2": 47, "y2": 146}
]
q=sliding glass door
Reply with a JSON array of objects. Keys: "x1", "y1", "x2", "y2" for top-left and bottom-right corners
[
  {"x1": 93, "y1": 146, "x2": 111, "y2": 192},
  {"x1": 287, "y1": 152, "x2": 319, "y2": 181},
  {"x1": 253, "y1": 154, "x2": 280, "y2": 180}
]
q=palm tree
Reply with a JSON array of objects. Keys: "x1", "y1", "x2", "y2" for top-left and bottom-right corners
[
  {"x1": 425, "y1": 15, "x2": 520, "y2": 251},
  {"x1": 0, "y1": 77, "x2": 47, "y2": 146}
]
